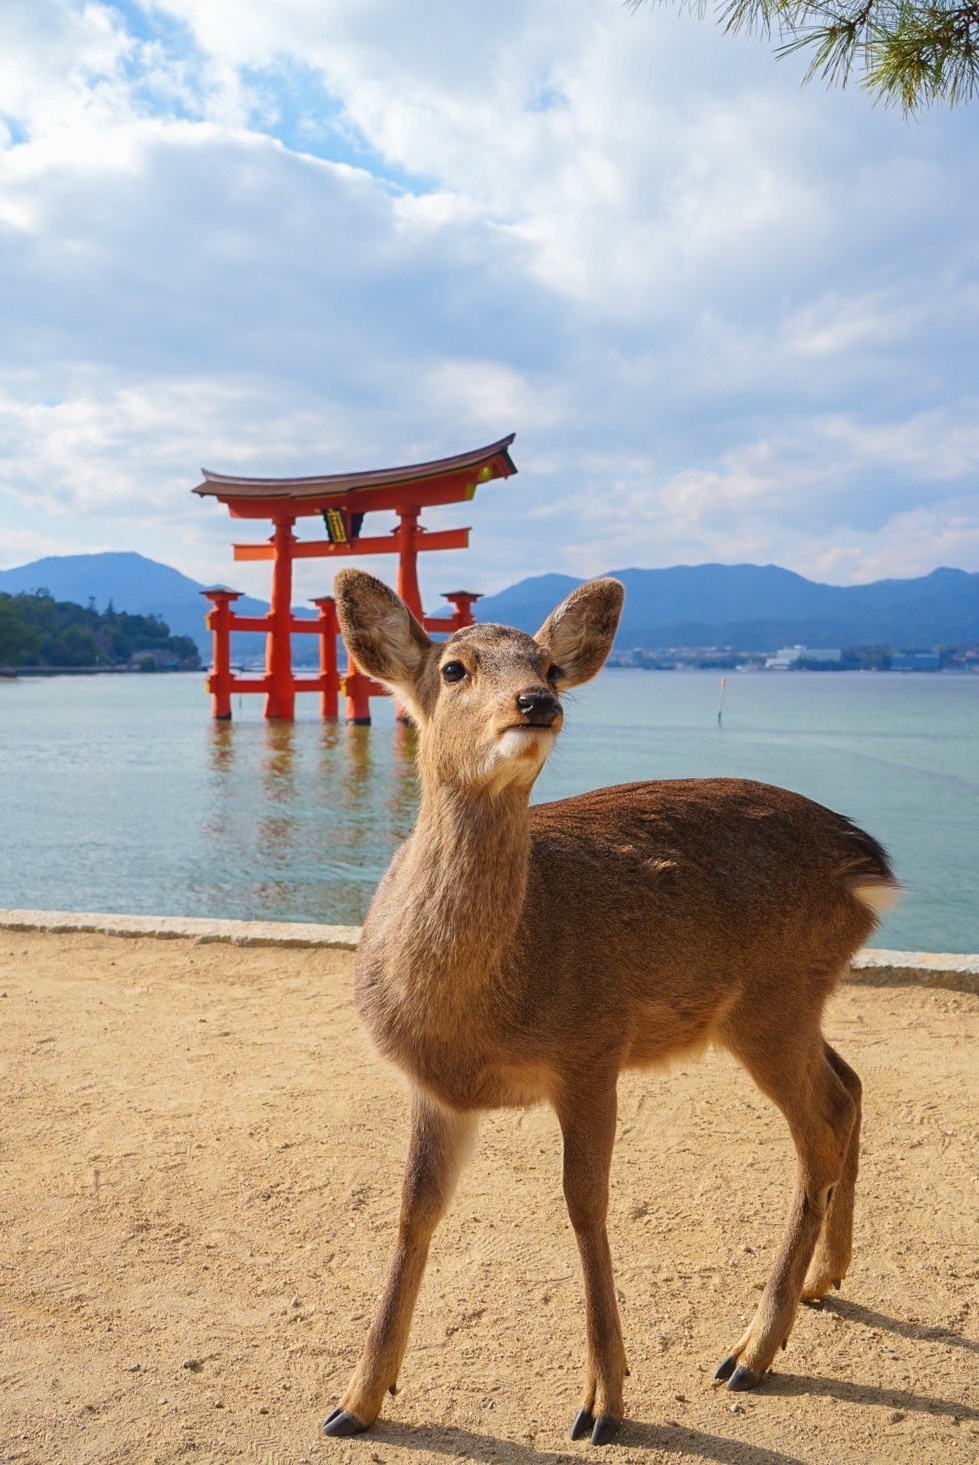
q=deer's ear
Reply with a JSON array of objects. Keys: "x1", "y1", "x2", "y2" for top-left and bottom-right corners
[
  {"x1": 534, "y1": 578, "x2": 623, "y2": 690},
  {"x1": 334, "y1": 570, "x2": 432, "y2": 694}
]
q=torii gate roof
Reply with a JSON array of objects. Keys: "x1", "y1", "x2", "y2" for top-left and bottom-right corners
[{"x1": 192, "y1": 434, "x2": 516, "y2": 509}]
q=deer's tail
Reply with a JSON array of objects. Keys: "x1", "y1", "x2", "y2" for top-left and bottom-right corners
[{"x1": 839, "y1": 821, "x2": 901, "y2": 923}]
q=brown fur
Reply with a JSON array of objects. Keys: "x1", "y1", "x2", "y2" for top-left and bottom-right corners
[{"x1": 323, "y1": 570, "x2": 898, "y2": 1446}]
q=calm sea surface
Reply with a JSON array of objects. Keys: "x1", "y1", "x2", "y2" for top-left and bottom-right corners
[{"x1": 0, "y1": 669, "x2": 976, "y2": 952}]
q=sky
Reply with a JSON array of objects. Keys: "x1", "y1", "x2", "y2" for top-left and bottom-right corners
[{"x1": 1, "y1": 0, "x2": 978, "y2": 611}]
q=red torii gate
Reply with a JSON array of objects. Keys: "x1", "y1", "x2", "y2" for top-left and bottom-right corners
[{"x1": 192, "y1": 434, "x2": 516, "y2": 723}]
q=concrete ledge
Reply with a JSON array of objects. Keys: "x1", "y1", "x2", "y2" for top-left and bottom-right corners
[
  {"x1": 850, "y1": 947, "x2": 979, "y2": 994},
  {"x1": 0, "y1": 909, "x2": 360, "y2": 950},
  {"x1": 2, "y1": 911, "x2": 978, "y2": 992}
]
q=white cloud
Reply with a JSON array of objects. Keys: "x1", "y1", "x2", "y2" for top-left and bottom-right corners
[{"x1": 0, "y1": 0, "x2": 977, "y2": 608}]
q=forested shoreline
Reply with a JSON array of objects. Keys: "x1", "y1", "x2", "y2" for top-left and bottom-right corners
[{"x1": 0, "y1": 590, "x2": 200, "y2": 671}]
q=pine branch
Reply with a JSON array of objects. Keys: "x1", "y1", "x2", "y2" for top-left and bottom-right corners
[{"x1": 637, "y1": 0, "x2": 979, "y2": 110}]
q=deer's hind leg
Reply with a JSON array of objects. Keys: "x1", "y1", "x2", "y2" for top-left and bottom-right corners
[
  {"x1": 713, "y1": 1020, "x2": 858, "y2": 1392},
  {"x1": 802, "y1": 1042, "x2": 861, "y2": 1301}
]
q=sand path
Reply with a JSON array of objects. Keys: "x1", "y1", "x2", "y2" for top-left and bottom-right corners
[{"x1": 2, "y1": 930, "x2": 977, "y2": 1465}]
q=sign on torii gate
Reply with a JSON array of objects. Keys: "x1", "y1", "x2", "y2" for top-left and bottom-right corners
[{"x1": 192, "y1": 434, "x2": 517, "y2": 723}]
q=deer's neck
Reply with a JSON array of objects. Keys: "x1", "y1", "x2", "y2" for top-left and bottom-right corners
[{"x1": 368, "y1": 782, "x2": 531, "y2": 1004}]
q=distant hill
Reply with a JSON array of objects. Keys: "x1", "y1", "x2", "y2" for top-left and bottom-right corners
[
  {"x1": 478, "y1": 564, "x2": 979, "y2": 650},
  {"x1": 2, "y1": 553, "x2": 977, "y2": 657},
  {"x1": 0, "y1": 553, "x2": 265, "y2": 656}
]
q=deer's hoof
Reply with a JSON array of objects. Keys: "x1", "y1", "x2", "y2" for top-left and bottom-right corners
[
  {"x1": 570, "y1": 1408, "x2": 620, "y2": 1446},
  {"x1": 322, "y1": 1407, "x2": 368, "y2": 1437},
  {"x1": 570, "y1": 1408, "x2": 594, "y2": 1440},
  {"x1": 591, "y1": 1414, "x2": 621, "y2": 1446},
  {"x1": 713, "y1": 1354, "x2": 737, "y2": 1383},
  {"x1": 726, "y1": 1364, "x2": 761, "y2": 1392}
]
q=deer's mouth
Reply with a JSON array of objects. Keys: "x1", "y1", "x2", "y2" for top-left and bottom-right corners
[
  {"x1": 494, "y1": 724, "x2": 557, "y2": 760},
  {"x1": 499, "y1": 722, "x2": 561, "y2": 743}
]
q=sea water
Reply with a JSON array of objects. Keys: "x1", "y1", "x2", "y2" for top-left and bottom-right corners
[{"x1": 0, "y1": 669, "x2": 975, "y2": 953}]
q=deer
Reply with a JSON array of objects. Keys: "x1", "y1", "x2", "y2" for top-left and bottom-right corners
[{"x1": 322, "y1": 570, "x2": 898, "y2": 1447}]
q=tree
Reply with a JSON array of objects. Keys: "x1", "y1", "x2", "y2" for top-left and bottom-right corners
[
  {"x1": 0, "y1": 596, "x2": 38, "y2": 667},
  {"x1": 0, "y1": 591, "x2": 200, "y2": 670},
  {"x1": 638, "y1": 0, "x2": 979, "y2": 111}
]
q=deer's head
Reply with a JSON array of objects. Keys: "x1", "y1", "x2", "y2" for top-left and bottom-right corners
[{"x1": 334, "y1": 571, "x2": 623, "y2": 795}]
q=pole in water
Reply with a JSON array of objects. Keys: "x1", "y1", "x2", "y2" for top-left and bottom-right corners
[{"x1": 717, "y1": 676, "x2": 727, "y2": 728}]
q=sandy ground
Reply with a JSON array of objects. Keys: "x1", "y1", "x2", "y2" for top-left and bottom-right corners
[{"x1": 2, "y1": 931, "x2": 978, "y2": 1465}]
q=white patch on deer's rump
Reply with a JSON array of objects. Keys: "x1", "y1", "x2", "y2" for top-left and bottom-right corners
[{"x1": 854, "y1": 881, "x2": 901, "y2": 914}]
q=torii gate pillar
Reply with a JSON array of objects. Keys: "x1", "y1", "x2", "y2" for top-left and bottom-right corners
[{"x1": 265, "y1": 515, "x2": 297, "y2": 720}]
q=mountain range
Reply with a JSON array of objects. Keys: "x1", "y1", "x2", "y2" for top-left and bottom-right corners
[
  {"x1": 1, "y1": 552, "x2": 977, "y2": 655},
  {"x1": 478, "y1": 564, "x2": 979, "y2": 650},
  {"x1": 0, "y1": 553, "x2": 267, "y2": 654}
]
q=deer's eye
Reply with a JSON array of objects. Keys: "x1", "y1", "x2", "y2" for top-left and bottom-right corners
[
  {"x1": 546, "y1": 665, "x2": 563, "y2": 685},
  {"x1": 441, "y1": 661, "x2": 467, "y2": 684}
]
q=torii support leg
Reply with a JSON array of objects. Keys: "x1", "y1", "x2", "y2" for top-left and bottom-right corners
[
  {"x1": 344, "y1": 658, "x2": 373, "y2": 724},
  {"x1": 445, "y1": 591, "x2": 479, "y2": 629},
  {"x1": 265, "y1": 515, "x2": 296, "y2": 720},
  {"x1": 312, "y1": 595, "x2": 340, "y2": 720},
  {"x1": 203, "y1": 589, "x2": 241, "y2": 720}
]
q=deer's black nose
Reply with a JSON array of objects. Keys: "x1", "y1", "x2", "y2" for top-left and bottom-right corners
[{"x1": 516, "y1": 690, "x2": 561, "y2": 726}]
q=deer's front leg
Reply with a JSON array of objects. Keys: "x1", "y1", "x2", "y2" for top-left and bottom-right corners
[
  {"x1": 323, "y1": 1090, "x2": 477, "y2": 1437},
  {"x1": 558, "y1": 1079, "x2": 628, "y2": 1447}
]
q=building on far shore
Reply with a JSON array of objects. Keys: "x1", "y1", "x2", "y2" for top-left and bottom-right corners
[
  {"x1": 764, "y1": 645, "x2": 842, "y2": 670},
  {"x1": 609, "y1": 642, "x2": 972, "y2": 673}
]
